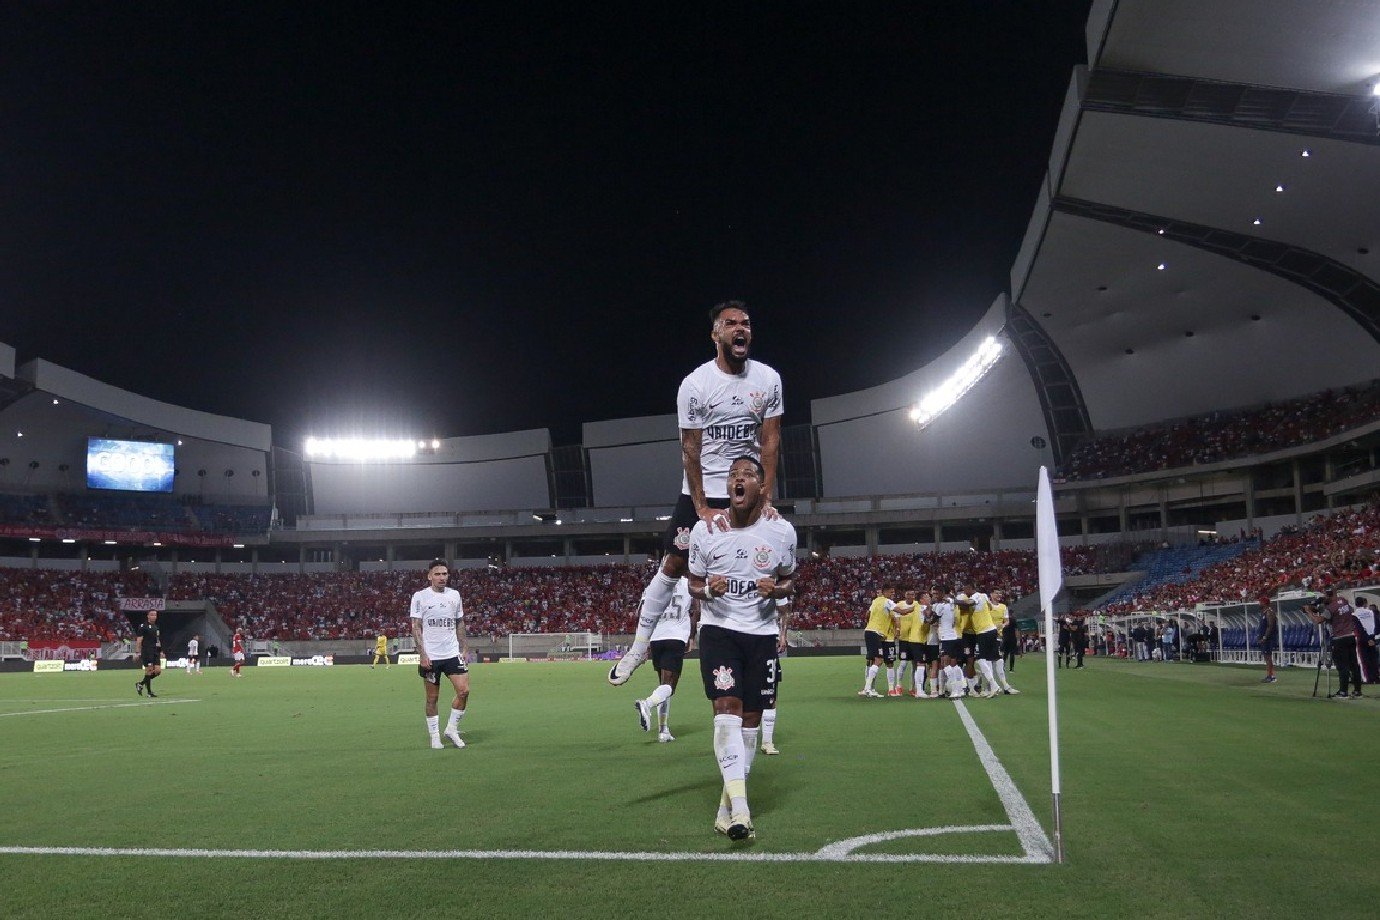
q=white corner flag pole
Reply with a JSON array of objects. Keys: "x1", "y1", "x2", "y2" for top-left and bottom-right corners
[{"x1": 1036, "y1": 465, "x2": 1065, "y2": 863}]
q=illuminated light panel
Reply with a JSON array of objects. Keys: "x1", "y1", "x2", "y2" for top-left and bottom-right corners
[
  {"x1": 908, "y1": 335, "x2": 1005, "y2": 429},
  {"x1": 304, "y1": 437, "x2": 418, "y2": 461}
]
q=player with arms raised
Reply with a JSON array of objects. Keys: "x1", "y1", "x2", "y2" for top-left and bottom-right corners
[
  {"x1": 688, "y1": 455, "x2": 796, "y2": 842},
  {"x1": 609, "y1": 301, "x2": 783, "y2": 686},
  {"x1": 410, "y1": 560, "x2": 470, "y2": 750}
]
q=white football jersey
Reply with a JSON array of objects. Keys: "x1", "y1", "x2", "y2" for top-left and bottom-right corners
[
  {"x1": 688, "y1": 515, "x2": 797, "y2": 637},
  {"x1": 934, "y1": 600, "x2": 958, "y2": 642},
  {"x1": 650, "y1": 577, "x2": 693, "y2": 643},
  {"x1": 409, "y1": 586, "x2": 464, "y2": 660},
  {"x1": 677, "y1": 359, "x2": 784, "y2": 499},
  {"x1": 186, "y1": 639, "x2": 198, "y2": 656}
]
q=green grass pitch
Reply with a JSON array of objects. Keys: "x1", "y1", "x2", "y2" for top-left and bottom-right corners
[{"x1": 1, "y1": 656, "x2": 1377, "y2": 919}]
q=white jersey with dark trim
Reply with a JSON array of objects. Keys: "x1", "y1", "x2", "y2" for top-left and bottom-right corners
[
  {"x1": 688, "y1": 515, "x2": 797, "y2": 637},
  {"x1": 650, "y1": 577, "x2": 693, "y2": 643},
  {"x1": 186, "y1": 639, "x2": 199, "y2": 657},
  {"x1": 409, "y1": 586, "x2": 464, "y2": 660},
  {"x1": 677, "y1": 359, "x2": 784, "y2": 499}
]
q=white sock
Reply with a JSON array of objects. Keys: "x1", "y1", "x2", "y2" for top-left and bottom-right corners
[
  {"x1": 967, "y1": 674, "x2": 979, "y2": 692},
  {"x1": 713, "y1": 714, "x2": 748, "y2": 814},
  {"x1": 425, "y1": 715, "x2": 439, "y2": 737},
  {"x1": 632, "y1": 572, "x2": 679, "y2": 649},
  {"x1": 447, "y1": 708, "x2": 464, "y2": 732},
  {"x1": 885, "y1": 667, "x2": 896, "y2": 691},
  {"x1": 995, "y1": 658, "x2": 1010, "y2": 688},
  {"x1": 913, "y1": 668, "x2": 923, "y2": 694},
  {"x1": 741, "y1": 728, "x2": 759, "y2": 776},
  {"x1": 761, "y1": 708, "x2": 777, "y2": 746},
  {"x1": 645, "y1": 683, "x2": 674, "y2": 708},
  {"x1": 977, "y1": 659, "x2": 995, "y2": 691},
  {"x1": 864, "y1": 664, "x2": 878, "y2": 690},
  {"x1": 658, "y1": 699, "x2": 670, "y2": 732}
]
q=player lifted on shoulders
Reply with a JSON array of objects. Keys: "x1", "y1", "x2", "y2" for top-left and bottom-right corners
[
  {"x1": 609, "y1": 301, "x2": 783, "y2": 686},
  {"x1": 688, "y1": 455, "x2": 796, "y2": 843},
  {"x1": 410, "y1": 560, "x2": 471, "y2": 750},
  {"x1": 633, "y1": 576, "x2": 694, "y2": 742}
]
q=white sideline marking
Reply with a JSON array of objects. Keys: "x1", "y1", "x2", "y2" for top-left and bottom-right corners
[
  {"x1": 0, "y1": 699, "x2": 201, "y2": 718},
  {"x1": 0, "y1": 825, "x2": 1039, "y2": 864},
  {"x1": 953, "y1": 700, "x2": 1055, "y2": 862}
]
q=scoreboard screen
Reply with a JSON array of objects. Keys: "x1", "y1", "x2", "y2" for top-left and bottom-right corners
[{"x1": 86, "y1": 438, "x2": 175, "y2": 493}]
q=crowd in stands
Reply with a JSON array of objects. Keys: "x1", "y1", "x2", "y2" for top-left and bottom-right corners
[
  {"x1": 0, "y1": 491, "x2": 272, "y2": 535},
  {"x1": 1063, "y1": 381, "x2": 1380, "y2": 480},
  {"x1": 1094, "y1": 504, "x2": 1380, "y2": 616},
  {"x1": 0, "y1": 541, "x2": 1144, "y2": 643},
  {"x1": 0, "y1": 570, "x2": 155, "y2": 641}
]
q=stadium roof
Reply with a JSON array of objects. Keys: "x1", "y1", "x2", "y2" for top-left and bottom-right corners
[{"x1": 1008, "y1": 0, "x2": 1380, "y2": 466}]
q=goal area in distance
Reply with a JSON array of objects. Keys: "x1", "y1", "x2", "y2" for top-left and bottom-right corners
[{"x1": 506, "y1": 632, "x2": 602, "y2": 660}]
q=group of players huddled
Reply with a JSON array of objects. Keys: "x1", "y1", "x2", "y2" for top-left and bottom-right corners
[{"x1": 861, "y1": 587, "x2": 1020, "y2": 700}]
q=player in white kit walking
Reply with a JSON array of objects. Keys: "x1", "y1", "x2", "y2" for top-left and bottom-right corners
[
  {"x1": 409, "y1": 560, "x2": 471, "y2": 750},
  {"x1": 633, "y1": 576, "x2": 693, "y2": 743}
]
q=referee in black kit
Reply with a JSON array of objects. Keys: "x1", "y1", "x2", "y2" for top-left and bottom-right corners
[{"x1": 134, "y1": 610, "x2": 163, "y2": 698}]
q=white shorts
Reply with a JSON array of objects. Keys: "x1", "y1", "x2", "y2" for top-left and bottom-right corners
[{"x1": 233, "y1": 652, "x2": 245, "y2": 662}]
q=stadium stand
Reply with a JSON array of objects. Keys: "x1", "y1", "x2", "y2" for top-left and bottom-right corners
[
  {"x1": 1063, "y1": 382, "x2": 1380, "y2": 481},
  {"x1": 0, "y1": 570, "x2": 156, "y2": 641},
  {"x1": 0, "y1": 492, "x2": 272, "y2": 534}
]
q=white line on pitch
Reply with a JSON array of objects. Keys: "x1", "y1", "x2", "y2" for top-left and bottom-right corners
[
  {"x1": 0, "y1": 833, "x2": 1043, "y2": 864},
  {"x1": 0, "y1": 699, "x2": 201, "y2": 718},
  {"x1": 953, "y1": 700, "x2": 1055, "y2": 863}
]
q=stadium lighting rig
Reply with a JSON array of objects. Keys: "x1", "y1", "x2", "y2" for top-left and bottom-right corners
[
  {"x1": 303, "y1": 437, "x2": 420, "y2": 461},
  {"x1": 908, "y1": 335, "x2": 1005, "y2": 430}
]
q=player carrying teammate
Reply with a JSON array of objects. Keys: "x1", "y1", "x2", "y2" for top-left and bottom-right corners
[
  {"x1": 609, "y1": 301, "x2": 783, "y2": 686},
  {"x1": 633, "y1": 576, "x2": 693, "y2": 743},
  {"x1": 410, "y1": 559, "x2": 470, "y2": 750},
  {"x1": 689, "y1": 455, "x2": 796, "y2": 842}
]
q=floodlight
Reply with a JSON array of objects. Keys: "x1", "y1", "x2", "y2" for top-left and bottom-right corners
[
  {"x1": 303, "y1": 438, "x2": 418, "y2": 461},
  {"x1": 909, "y1": 335, "x2": 1005, "y2": 430}
]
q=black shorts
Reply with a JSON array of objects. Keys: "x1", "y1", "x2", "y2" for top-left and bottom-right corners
[
  {"x1": 419, "y1": 657, "x2": 469, "y2": 684},
  {"x1": 698, "y1": 624, "x2": 777, "y2": 713},
  {"x1": 899, "y1": 641, "x2": 926, "y2": 663},
  {"x1": 940, "y1": 638, "x2": 966, "y2": 662},
  {"x1": 921, "y1": 643, "x2": 940, "y2": 664},
  {"x1": 864, "y1": 631, "x2": 896, "y2": 664},
  {"x1": 962, "y1": 633, "x2": 978, "y2": 658},
  {"x1": 661, "y1": 494, "x2": 731, "y2": 558},
  {"x1": 650, "y1": 639, "x2": 687, "y2": 675},
  {"x1": 141, "y1": 654, "x2": 161, "y2": 668},
  {"x1": 977, "y1": 630, "x2": 1000, "y2": 661}
]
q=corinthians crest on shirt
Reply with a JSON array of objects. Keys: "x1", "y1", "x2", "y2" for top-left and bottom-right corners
[
  {"x1": 752, "y1": 544, "x2": 774, "y2": 571},
  {"x1": 674, "y1": 527, "x2": 692, "y2": 551}
]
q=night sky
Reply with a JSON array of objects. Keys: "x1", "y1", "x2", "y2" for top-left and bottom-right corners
[{"x1": 2, "y1": 2, "x2": 1090, "y2": 448}]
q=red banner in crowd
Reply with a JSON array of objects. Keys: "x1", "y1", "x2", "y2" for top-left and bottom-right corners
[
  {"x1": 26, "y1": 640, "x2": 102, "y2": 661},
  {"x1": 0, "y1": 525, "x2": 234, "y2": 548},
  {"x1": 119, "y1": 598, "x2": 166, "y2": 611}
]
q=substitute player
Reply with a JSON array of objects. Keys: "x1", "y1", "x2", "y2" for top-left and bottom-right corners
[
  {"x1": 634, "y1": 576, "x2": 694, "y2": 743},
  {"x1": 688, "y1": 455, "x2": 796, "y2": 842},
  {"x1": 134, "y1": 610, "x2": 162, "y2": 697},
  {"x1": 609, "y1": 301, "x2": 783, "y2": 686},
  {"x1": 990, "y1": 590, "x2": 1019, "y2": 694},
  {"x1": 411, "y1": 559, "x2": 470, "y2": 750},
  {"x1": 859, "y1": 586, "x2": 898, "y2": 697},
  {"x1": 372, "y1": 632, "x2": 392, "y2": 670},
  {"x1": 896, "y1": 590, "x2": 929, "y2": 698}
]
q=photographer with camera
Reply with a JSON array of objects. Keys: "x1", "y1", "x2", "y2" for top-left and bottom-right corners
[{"x1": 1305, "y1": 590, "x2": 1364, "y2": 699}]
